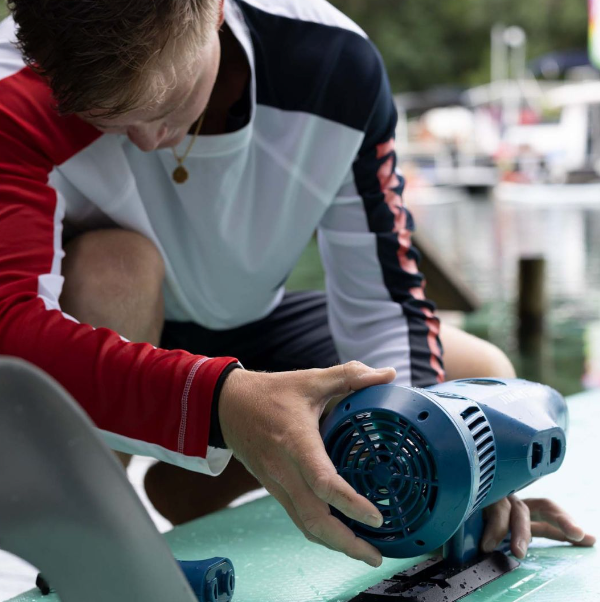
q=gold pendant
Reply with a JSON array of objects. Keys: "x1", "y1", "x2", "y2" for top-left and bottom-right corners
[{"x1": 172, "y1": 165, "x2": 189, "y2": 184}]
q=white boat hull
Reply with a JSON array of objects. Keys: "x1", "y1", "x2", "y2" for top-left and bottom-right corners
[{"x1": 494, "y1": 181, "x2": 600, "y2": 206}]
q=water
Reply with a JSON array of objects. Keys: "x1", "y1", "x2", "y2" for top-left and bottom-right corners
[
  {"x1": 409, "y1": 191, "x2": 600, "y2": 314},
  {"x1": 287, "y1": 188, "x2": 600, "y2": 395},
  {"x1": 410, "y1": 190, "x2": 600, "y2": 394}
]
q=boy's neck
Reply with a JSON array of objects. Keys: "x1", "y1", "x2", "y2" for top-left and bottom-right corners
[{"x1": 199, "y1": 23, "x2": 251, "y2": 135}]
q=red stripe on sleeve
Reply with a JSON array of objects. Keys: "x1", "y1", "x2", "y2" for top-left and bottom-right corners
[{"x1": 376, "y1": 138, "x2": 445, "y2": 384}]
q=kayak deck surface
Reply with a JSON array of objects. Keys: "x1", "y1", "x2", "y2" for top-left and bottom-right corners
[{"x1": 8, "y1": 390, "x2": 599, "y2": 602}]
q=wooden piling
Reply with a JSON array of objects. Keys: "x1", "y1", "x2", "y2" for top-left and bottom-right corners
[{"x1": 517, "y1": 256, "x2": 546, "y2": 355}]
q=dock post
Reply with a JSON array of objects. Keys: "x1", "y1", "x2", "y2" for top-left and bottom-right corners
[{"x1": 517, "y1": 256, "x2": 546, "y2": 356}]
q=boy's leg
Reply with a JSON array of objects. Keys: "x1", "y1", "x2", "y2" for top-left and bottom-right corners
[
  {"x1": 440, "y1": 322, "x2": 516, "y2": 380},
  {"x1": 59, "y1": 232, "x2": 515, "y2": 526},
  {"x1": 60, "y1": 229, "x2": 165, "y2": 345},
  {"x1": 144, "y1": 294, "x2": 517, "y2": 525},
  {"x1": 145, "y1": 291, "x2": 339, "y2": 524},
  {"x1": 60, "y1": 228, "x2": 166, "y2": 469}
]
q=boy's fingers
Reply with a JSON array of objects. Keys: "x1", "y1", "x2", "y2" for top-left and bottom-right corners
[
  {"x1": 531, "y1": 522, "x2": 596, "y2": 546},
  {"x1": 524, "y1": 498, "x2": 586, "y2": 541},
  {"x1": 290, "y1": 429, "x2": 383, "y2": 528},
  {"x1": 313, "y1": 362, "x2": 396, "y2": 401},
  {"x1": 481, "y1": 497, "x2": 511, "y2": 552},
  {"x1": 277, "y1": 468, "x2": 382, "y2": 567},
  {"x1": 262, "y1": 478, "x2": 334, "y2": 549},
  {"x1": 508, "y1": 496, "x2": 531, "y2": 558}
]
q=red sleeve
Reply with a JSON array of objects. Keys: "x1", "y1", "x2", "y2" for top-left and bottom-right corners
[{"x1": 0, "y1": 67, "x2": 237, "y2": 461}]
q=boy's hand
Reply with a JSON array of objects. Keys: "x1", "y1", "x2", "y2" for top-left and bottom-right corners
[
  {"x1": 218, "y1": 362, "x2": 396, "y2": 567},
  {"x1": 482, "y1": 496, "x2": 596, "y2": 558}
]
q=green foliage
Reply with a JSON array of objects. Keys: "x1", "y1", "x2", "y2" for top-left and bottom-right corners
[
  {"x1": 0, "y1": 0, "x2": 588, "y2": 92},
  {"x1": 330, "y1": 0, "x2": 589, "y2": 92}
]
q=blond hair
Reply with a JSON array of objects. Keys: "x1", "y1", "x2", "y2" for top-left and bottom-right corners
[{"x1": 9, "y1": 0, "x2": 220, "y2": 116}]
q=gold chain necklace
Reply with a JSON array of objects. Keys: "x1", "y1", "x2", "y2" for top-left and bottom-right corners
[{"x1": 171, "y1": 110, "x2": 207, "y2": 184}]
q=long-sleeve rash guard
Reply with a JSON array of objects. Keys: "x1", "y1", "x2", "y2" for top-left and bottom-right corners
[{"x1": 0, "y1": 0, "x2": 444, "y2": 475}]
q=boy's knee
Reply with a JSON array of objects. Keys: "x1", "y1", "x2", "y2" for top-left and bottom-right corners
[
  {"x1": 476, "y1": 339, "x2": 516, "y2": 379},
  {"x1": 63, "y1": 229, "x2": 164, "y2": 285},
  {"x1": 441, "y1": 324, "x2": 516, "y2": 381},
  {"x1": 61, "y1": 229, "x2": 165, "y2": 307}
]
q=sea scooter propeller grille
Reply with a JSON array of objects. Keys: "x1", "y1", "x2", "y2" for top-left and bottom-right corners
[{"x1": 326, "y1": 408, "x2": 438, "y2": 543}]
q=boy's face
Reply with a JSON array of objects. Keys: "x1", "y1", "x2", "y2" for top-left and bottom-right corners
[{"x1": 80, "y1": 22, "x2": 222, "y2": 152}]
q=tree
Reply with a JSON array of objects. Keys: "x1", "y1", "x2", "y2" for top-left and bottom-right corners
[{"x1": 330, "y1": 0, "x2": 589, "y2": 92}]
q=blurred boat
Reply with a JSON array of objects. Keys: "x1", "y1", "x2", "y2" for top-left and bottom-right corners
[
  {"x1": 395, "y1": 95, "x2": 500, "y2": 194},
  {"x1": 495, "y1": 180, "x2": 600, "y2": 206},
  {"x1": 493, "y1": 80, "x2": 600, "y2": 206},
  {"x1": 395, "y1": 28, "x2": 600, "y2": 201}
]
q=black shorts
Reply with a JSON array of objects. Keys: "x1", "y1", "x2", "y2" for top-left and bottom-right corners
[{"x1": 160, "y1": 291, "x2": 340, "y2": 372}]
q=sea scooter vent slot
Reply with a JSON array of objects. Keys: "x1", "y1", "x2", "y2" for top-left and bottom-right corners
[{"x1": 461, "y1": 406, "x2": 497, "y2": 510}]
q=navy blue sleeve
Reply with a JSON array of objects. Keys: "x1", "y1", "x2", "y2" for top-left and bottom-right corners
[
  {"x1": 237, "y1": 0, "x2": 444, "y2": 386},
  {"x1": 352, "y1": 46, "x2": 445, "y2": 387}
]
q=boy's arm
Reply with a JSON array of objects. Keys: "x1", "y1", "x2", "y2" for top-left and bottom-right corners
[
  {"x1": 318, "y1": 41, "x2": 444, "y2": 387},
  {"x1": 0, "y1": 67, "x2": 237, "y2": 474}
]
